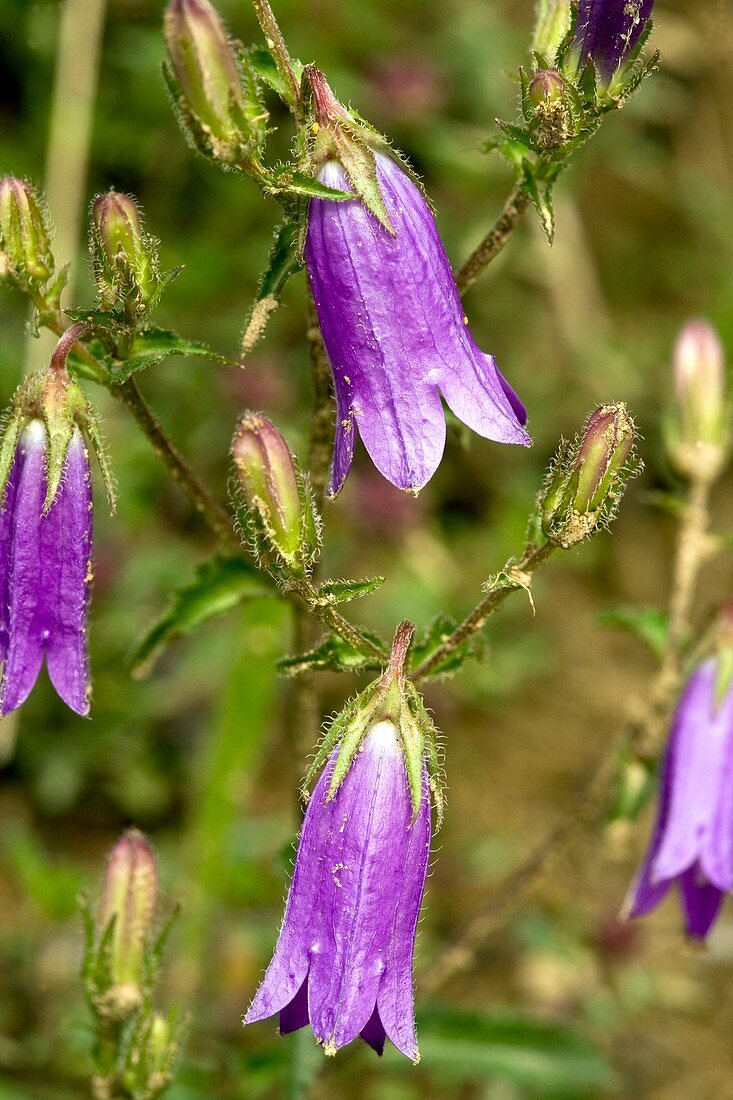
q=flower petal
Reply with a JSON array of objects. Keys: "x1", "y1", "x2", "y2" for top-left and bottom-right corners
[
  {"x1": 1, "y1": 422, "x2": 47, "y2": 715},
  {"x1": 360, "y1": 1006, "x2": 387, "y2": 1056},
  {"x1": 279, "y1": 975, "x2": 310, "y2": 1035},
  {"x1": 679, "y1": 864, "x2": 723, "y2": 940},
  {"x1": 42, "y1": 430, "x2": 93, "y2": 716},
  {"x1": 652, "y1": 660, "x2": 733, "y2": 886},
  {"x1": 0, "y1": 449, "x2": 21, "y2": 667}
]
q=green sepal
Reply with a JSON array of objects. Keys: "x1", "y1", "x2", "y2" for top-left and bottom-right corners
[
  {"x1": 326, "y1": 686, "x2": 384, "y2": 800},
  {"x1": 278, "y1": 630, "x2": 386, "y2": 677},
  {"x1": 301, "y1": 683, "x2": 380, "y2": 797},
  {"x1": 265, "y1": 166, "x2": 354, "y2": 203},
  {"x1": 130, "y1": 556, "x2": 272, "y2": 679},
  {"x1": 241, "y1": 221, "x2": 302, "y2": 359},
  {"x1": 315, "y1": 576, "x2": 386, "y2": 605},
  {"x1": 520, "y1": 161, "x2": 556, "y2": 243},
  {"x1": 404, "y1": 680, "x2": 445, "y2": 825}
]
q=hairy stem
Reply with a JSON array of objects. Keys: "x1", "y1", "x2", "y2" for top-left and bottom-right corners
[
  {"x1": 305, "y1": 292, "x2": 335, "y2": 513},
  {"x1": 455, "y1": 183, "x2": 531, "y2": 296},
  {"x1": 115, "y1": 377, "x2": 236, "y2": 547},
  {"x1": 411, "y1": 541, "x2": 553, "y2": 681},
  {"x1": 251, "y1": 0, "x2": 301, "y2": 115}
]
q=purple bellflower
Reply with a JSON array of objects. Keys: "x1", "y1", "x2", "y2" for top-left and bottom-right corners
[
  {"x1": 244, "y1": 718, "x2": 431, "y2": 1060},
  {"x1": 0, "y1": 419, "x2": 93, "y2": 716},
  {"x1": 625, "y1": 657, "x2": 733, "y2": 939},
  {"x1": 304, "y1": 79, "x2": 530, "y2": 496},
  {"x1": 573, "y1": 0, "x2": 655, "y2": 83}
]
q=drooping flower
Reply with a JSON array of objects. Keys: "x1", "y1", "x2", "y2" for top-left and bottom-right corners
[
  {"x1": 244, "y1": 718, "x2": 432, "y2": 1060},
  {"x1": 303, "y1": 71, "x2": 529, "y2": 496},
  {"x1": 624, "y1": 657, "x2": 733, "y2": 939},
  {"x1": 572, "y1": 0, "x2": 655, "y2": 83},
  {"x1": 0, "y1": 419, "x2": 93, "y2": 716}
]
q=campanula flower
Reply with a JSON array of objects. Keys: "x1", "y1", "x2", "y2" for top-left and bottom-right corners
[
  {"x1": 625, "y1": 658, "x2": 733, "y2": 939},
  {"x1": 305, "y1": 152, "x2": 530, "y2": 496},
  {"x1": 244, "y1": 719, "x2": 431, "y2": 1060},
  {"x1": 573, "y1": 0, "x2": 655, "y2": 83}
]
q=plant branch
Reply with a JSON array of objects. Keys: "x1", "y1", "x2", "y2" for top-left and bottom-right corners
[
  {"x1": 305, "y1": 291, "x2": 335, "y2": 514},
  {"x1": 115, "y1": 377, "x2": 236, "y2": 547},
  {"x1": 421, "y1": 468, "x2": 719, "y2": 996},
  {"x1": 411, "y1": 541, "x2": 554, "y2": 682},
  {"x1": 455, "y1": 183, "x2": 530, "y2": 296}
]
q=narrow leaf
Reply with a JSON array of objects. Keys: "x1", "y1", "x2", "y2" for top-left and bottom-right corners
[
  {"x1": 131, "y1": 556, "x2": 272, "y2": 678},
  {"x1": 110, "y1": 326, "x2": 228, "y2": 381},
  {"x1": 316, "y1": 576, "x2": 385, "y2": 605},
  {"x1": 278, "y1": 631, "x2": 385, "y2": 676}
]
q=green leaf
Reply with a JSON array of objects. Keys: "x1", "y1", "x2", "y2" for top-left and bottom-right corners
[
  {"x1": 598, "y1": 605, "x2": 669, "y2": 659},
  {"x1": 315, "y1": 576, "x2": 385, "y2": 605},
  {"x1": 109, "y1": 326, "x2": 229, "y2": 382},
  {"x1": 131, "y1": 556, "x2": 272, "y2": 678},
  {"x1": 248, "y1": 47, "x2": 303, "y2": 106},
  {"x1": 521, "y1": 162, "x2": 556, "y2": 242},
  {"x1": 415, "y1": 1006, "x2": 617, "y2": 1094},
  {"x1": 278, "y1": 631, "x2": 385, "y2": 676}
]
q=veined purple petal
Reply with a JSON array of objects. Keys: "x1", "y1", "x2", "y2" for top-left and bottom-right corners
[
  {"x1": 306, "y1": 154, "x2": 529, "y2": 494},
  {"x1": 244, "y1": 719, "x2": 431, "y2": 1060},
  {"x1": 42, "y1": 430, "x2": 93, "y2": 715},
  {"x1": 0, "y1": 423, "x2": 93, "y2": 717},
  {"x1": 574, "y1": 0, "x2": 654, "y2": 81},
  {"x1": 0, "y1": 449, "x2": 21, "y2": 666},
  {"x1": 1, "y1": 422, "x2": 48, "y2": 714}
]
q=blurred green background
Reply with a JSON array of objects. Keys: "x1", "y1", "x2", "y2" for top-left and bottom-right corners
[{"x1": 1, "y1": 0, "x2": 733, "y2": 1096}]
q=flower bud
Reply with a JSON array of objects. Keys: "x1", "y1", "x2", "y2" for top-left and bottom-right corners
[
  {"x1": 90, "y1": 191, "x2": 160, "y2": 319},
  {"x1": 98, "y1": 830, "x2": 158, "y2": 1013},
  {"x1": 0, "y1": 177, "x2": 54, "y2": 285},
  {"x1": 532, "y1": 0, "x2": 572, "y2": 59},
  {"x1": 164, "y1": 0, "x2": 265, "y2": 166},
  {"x1": 232, "y1": 412, "x2": 318, "y2": 571},
  {"x1": 666, "y1": 319, "x2": 728, "y2": 481},
  {"x1": 541, "y1": 403, "x2": 639, "y2": 548},
  {"x1": 527, "y1": 68, "x2": 572, "y2": 149}
]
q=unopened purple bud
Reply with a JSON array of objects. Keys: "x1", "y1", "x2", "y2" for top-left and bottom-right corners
[
  {"x1": 541, "y1": 403, "x2": 638, "y2": 547},
  {"x1": 91, "y1": 191, "x2": 159, "y2": 317},
  {"x1": 244, "y1": 719, "x2": 431, "y2": 1060},
  {"x1": 624, "y1": 655, "x2": 733, "y2": 939},
  {"x1": 232, "y1": 412, "x2": 315, "y2": 567},
  {"x1": 100, "y1": 830, "x2": 158, "y2": 1007},
  {"x1": 667, "y1": 319, "x2": 728, "y2": 479},
  {"x1": 164, "y1": 0, "x2": 262, "y2": 165},
  {"x1": 0, "y1": 177, "x2": 54, "y2": 284}
]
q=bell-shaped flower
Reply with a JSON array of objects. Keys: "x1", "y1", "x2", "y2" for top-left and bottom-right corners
[
  {"x1": 625, "y1": 657, "x2": 733, "y2": 939},
  {"x1": 305, "y1": 146, "x2": 530, "y2": 496},
  {"x1": 0, "y1": 420, "x2": 93, "y2": 716},
  {"x1": 244, "y1": 718, "x2": 431, "y2": 1059}
]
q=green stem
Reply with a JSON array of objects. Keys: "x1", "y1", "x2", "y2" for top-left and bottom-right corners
[
  {"x1": 411, "y1": 541, "x2": 553, "y2": 681},
  {"x1": 455, "y1": 183, "x2": 531, "y2": 296},
  {"x1": 115, "y1": 377, "x2": 236, "y2": 548},
  {"x1": 250, "y1": 0, "x2": 301, "y2": 116}
]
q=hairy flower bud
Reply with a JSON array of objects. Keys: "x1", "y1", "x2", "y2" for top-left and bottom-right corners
[
  {"x1": 541, "y1": 403, "x2": 639, "y2": 548},
  {"x1": 98, "y1": 830, "x2": 158, "y2": 1014},
  {"x1": 164, "y1": 0, "x2": 266, "y2": 166},
  {"x1": 666, "y1": 319, "x2": 728, "y2": 481},
  {"x1": 571, "y1": 0, "x2": 655, "y2": 86},
  {"x1": 90, "y1": 191, "x2": 160, "y2": 319},
  {"x1": 0, "y1": 177, "x2": 54, "y2": 285},
  {"x1": 527, "y1": 68, "x2": 573, "y2": 149},
  {"x1": 532, "y1": 0, "x2": 572, "y2": 59},
  {"x1": 232, "y1": 412, "x2": 318, "y2": 572}
]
